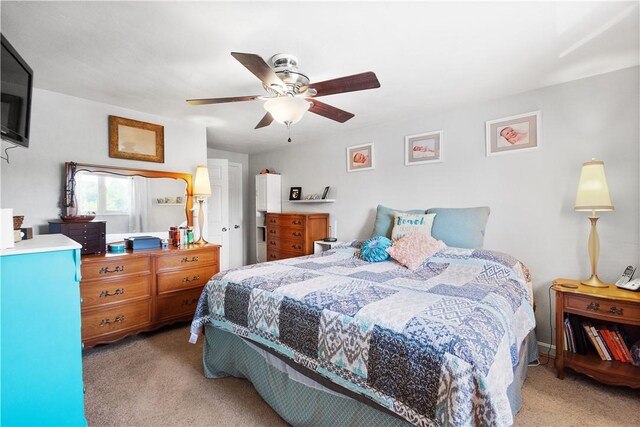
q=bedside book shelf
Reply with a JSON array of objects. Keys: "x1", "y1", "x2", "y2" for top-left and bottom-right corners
[{"x1": 552, "y1": 278, "x2": 640, "y2": 388}]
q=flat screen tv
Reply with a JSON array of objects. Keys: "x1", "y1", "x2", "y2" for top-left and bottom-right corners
[{"x1": 1, "y1": 34, "x2": 33, "y2": 148}]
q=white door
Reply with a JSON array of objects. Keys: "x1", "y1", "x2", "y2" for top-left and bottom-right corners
[
  {"x1": 228, "y1": 162, "x2": 244, "y2": 268},
  {"x1": 207, "y1": 159, "x2": 229, "y2": 270}
]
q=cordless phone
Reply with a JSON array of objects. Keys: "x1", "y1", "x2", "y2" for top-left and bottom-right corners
[{"x1": 616, "y1": 266, "x2": 640, "y2": 291}]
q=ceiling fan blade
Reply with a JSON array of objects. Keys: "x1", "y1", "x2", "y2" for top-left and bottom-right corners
[
  {"x1": 307, "y1": 99, "x2": 354, "y2": 123},
  {"x1": 186, "y1": 95, "x2": 261, "y2": 105},
  {"x1": 309, "y1": 72, "x2": 380, "y2": 98},
  {"x1": 255, "y1": 112, "x2": 274, "y2": 129},
  {"x1": 231, "y1": 52, "x2": 286, "y2": 94}
]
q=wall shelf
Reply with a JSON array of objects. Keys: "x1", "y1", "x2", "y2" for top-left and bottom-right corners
[{"x1": 288, "y1": 199, "x2": 336, "y2": 204}]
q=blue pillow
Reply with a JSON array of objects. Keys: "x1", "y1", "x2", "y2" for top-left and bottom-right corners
[
  {"x1": 360, "y1": 236, "x2": 392, "y2": 262},
  {"x1": 371, "y1": 205, "x2": 424, "y2": 238},
  {"x1": 426, "y1": 207, "x2": 490, "y2": 249}
]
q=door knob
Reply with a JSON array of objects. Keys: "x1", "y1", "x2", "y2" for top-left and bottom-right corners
[
  {"x1": 234, "y1": 225, "x2": 240, "y2": 229},
  {"x1": 222, "y1": 227, "x2": 228, "y2": 232}
]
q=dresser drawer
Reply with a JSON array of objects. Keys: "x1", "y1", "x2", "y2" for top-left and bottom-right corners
[
  {"x1": 278, "y1": 214, "x2": 306, "y2": 229},
  {"x1": 82, "y1": 300, "x2": 151, "y2": 339},
  {"x1": 156, "y1": 249, "x2": 217, "y2": 272},
  {"x1": 266, "y1": 215, "x2": 280, "y2": 227},
  {"x1": 266, "y1": 248, "x2": 301, "y2": 262},
  {"x1": 565, "y1": 294, "x2": 640, "y2": 323},
  {"x1": 81, "y1": 274, "x2": 151, "y2": 308},
  {"x1": 157, "y1": 265, "x2": 215, "y2": 294},
  {"x1": 156, "y1": 288, "x2": 203, "y2": 321},
  {"x1": 82, "y1": 256, "x2": 151, "y2": 280},
  {"x1": 267, "y1": 226, "x2": 305, "y2": 241},
  {"x1": 267, "y1": 238, "x2": 305, "y2": 254}
]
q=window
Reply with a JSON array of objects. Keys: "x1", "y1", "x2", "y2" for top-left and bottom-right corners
[{"x1": 76, "y1": 173, "x2": 131, "y2": 215}]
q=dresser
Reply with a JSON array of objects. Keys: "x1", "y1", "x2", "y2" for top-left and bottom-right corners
[
  {"x1": 1, "y1": 235, "x2": 86, "y2": 426},
  {"x1": 266, "y1": 212, "x2": 329, "y2": 261},
  {"x1": 49, "y1": 220, "x2": 106, "y2": 255},
  {"x1": 80, "y1": 244, "x2": 219, "y2": 348}
]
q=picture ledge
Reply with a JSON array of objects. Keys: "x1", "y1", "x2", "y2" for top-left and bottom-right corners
[{"x1": 287, "y1": 199, "x2": 336, "y2": 203}]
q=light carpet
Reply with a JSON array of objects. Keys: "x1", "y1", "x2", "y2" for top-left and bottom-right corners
[{"x1": 83, "y1": 324, "x2": 640, "y2": 426}]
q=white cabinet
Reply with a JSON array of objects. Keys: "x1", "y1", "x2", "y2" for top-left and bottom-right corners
[{"x1": 255, "y1": 174, "x2": 281, "y2": 263}]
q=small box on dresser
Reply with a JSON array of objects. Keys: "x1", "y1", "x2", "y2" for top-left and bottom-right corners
[{"x1": 49, "y1": 220, "x2": 106, "y2": 255}]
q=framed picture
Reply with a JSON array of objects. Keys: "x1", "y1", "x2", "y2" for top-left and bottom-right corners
[
  {"x1": 289, "y1": 187, "x2": 302, "y2": 200},
  {"x1": 485, "y1": 111, "x2": 540, "y2": 156},
  {"x1": 405, "y1": 131, "x2": 443, "y2": 165},
  {"x1": 321, "y1": 186, "x2": 330, "y2": 199},
  {"x1": 109, "y1": 115, "x2": 164, "y2": 163},
  {"x1": 347, "y1": 143, "x2": 374, "y2": 172}
]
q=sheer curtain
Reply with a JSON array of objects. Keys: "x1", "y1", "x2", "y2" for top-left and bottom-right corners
[{"x1": 129, "y1": 176, "x2": 149, "y2": 233}]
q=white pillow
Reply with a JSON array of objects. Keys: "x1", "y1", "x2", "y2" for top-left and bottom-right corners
[{"x1": 391, "y1": 212, "x2": 435, "y2": 240}]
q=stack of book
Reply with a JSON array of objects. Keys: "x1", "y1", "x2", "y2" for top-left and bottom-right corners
[{"x1": 563, "y1": 315, "x2": 635, "y2": 362}]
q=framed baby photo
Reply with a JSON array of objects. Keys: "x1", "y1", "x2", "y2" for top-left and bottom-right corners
[
  {"x1": 485, "y1": 111, "x2": 540, "y2": 157},
  {"x1": 289, "y1": 187, "x2": 302, "y2": 200},
  {"x1": 405, "y1": 130, "x2": 443, "y2": 165},
  {"x1": 346, "y1": 143, "x2": 374, "y2": 172}
]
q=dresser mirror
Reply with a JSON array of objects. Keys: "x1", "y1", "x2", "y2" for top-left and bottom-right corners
[{"x1": 63, "y1": 162, "x2": 193, "y2": 234}]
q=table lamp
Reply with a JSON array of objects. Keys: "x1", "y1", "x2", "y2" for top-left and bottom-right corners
[
  {"x1": 193, "y1": 165, "x2": 212, "y2": 245},
  {"x1": 574, "y1": 159, "x2": 614, "y2": 287}
]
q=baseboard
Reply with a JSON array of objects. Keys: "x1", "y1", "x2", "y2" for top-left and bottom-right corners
[{"x1": 537, "y1": 340, "x2": 556, "y2": 360}]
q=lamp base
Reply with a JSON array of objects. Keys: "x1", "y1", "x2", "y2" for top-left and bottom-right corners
[
  {"x1": 194, "y1": 236, "x2": 208, "y2": 246},
  {"x1": 580, "y1": 274, "x2": 609, "y2": 288}
]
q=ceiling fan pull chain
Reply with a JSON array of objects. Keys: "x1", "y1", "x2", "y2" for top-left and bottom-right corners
[{"x1": 287, "y1": 122, "x2": 292, "y2": 143}]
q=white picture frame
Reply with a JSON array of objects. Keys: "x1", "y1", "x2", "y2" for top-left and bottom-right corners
[
  {"x1": 346, "y1": 143, "x2": 375, "y2": 172},
  {"x1": 485, "y1": 111, "x2": 541, "y2": 157},
  {"x1": 405, "y1": 131, "x2": 443, "y2": 166}
]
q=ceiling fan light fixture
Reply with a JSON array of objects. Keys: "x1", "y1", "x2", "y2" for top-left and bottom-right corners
[{"x1": 263, "y1": 96, "x2": 310, "y2": 125}]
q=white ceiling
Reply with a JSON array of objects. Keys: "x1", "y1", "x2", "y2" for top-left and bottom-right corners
[{"x1": 2, "y1": 1, "x2": 638, "y2": 154}]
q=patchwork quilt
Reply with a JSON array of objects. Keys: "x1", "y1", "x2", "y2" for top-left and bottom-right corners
[{"x1": 191, "y1": 242, "x2": 536, "y2": 427}]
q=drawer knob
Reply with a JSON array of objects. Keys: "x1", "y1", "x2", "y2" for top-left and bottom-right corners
[
  {"x1": 292, "y1": 244, "x2": 302, "y2": 250},
  {"x1": 99, "y1": 265, "x2": 124, "y2": 274},
  {"x1": 586, "y1": 302, "x2": 600, "y2": 312},
  {"x1": 181, "y1": 256, "x2": 199, "y2": 263},
  {"x1": 293, "y1": 232, "x2": 302, "y2": 237},
  {"x1": 99, "y1": 288, "x2": 125, "y2": 298},
  {"x1": 608, "y1": 306, "x2": 623, "y2": 316},
  {"x1": 181, "y1": 298, "x2": 198, "y2": 306},
  {"x1": 269, "y1": 230, "x2": 276, "y2": 234},
  {"x1": 182, "y1": 275, "x2": 200, "y2": 283},
  {"x1": 292, "y1": 220, "x2": 302, "y2": 225},
  {"x1": 270, "y1": 241, "x2": 276, "y2": 245},
  {"x1": 99, "y1": 315, "x2": 125, "y2": 326}
]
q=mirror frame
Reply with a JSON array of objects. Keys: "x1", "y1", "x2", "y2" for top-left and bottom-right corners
[{"x1": 64, "y1": 161, "x2": 194, "y2": 227}]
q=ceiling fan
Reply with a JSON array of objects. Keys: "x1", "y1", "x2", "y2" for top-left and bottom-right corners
[{"x1": 186, "y1": 52, "x2": 380, "y2": 138}]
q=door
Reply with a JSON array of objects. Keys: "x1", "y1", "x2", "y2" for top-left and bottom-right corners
[
  {"x1": 228, "y1": 163, "x2": 244, "y2": 268},
  {"x1": 207, "y1": 159, "x2": 229, "y2": 270}
]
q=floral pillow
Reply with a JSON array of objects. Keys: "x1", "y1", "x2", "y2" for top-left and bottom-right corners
[
  {"x1": 386, "y1": 232, "x2": 447, "y2": 270},
  {"x1": 390, "y1": 212, "x2": 436, "y2": 240}
]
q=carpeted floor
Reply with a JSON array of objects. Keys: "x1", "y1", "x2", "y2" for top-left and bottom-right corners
[{"x1": 83, "y1": 324, "x2": 640, "y2": 426}]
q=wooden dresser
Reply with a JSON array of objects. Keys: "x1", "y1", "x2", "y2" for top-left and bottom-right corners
[
  {"x1": 80, "y1": 244, "x2": 219, "y2": 348},
  {"x1": 266, "y1": 212, "x2": 329, "y2": 261}
]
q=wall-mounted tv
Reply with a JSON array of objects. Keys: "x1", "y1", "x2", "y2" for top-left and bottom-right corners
[{"x1": 1, "y1": 34, "x2": 33, "y2": 148}]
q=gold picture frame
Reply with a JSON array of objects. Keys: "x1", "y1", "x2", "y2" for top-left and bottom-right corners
[{"x1": 109, "y1": 115, "x2": 164, "y2": 163}]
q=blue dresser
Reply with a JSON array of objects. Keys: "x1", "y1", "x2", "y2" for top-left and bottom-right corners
[{"x1": 1, "y1": 235, "x2": 86, "y2": 426}]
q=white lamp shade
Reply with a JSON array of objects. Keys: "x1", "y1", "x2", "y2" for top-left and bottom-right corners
[
  {"x1": 574, "y1": 160, "x2": 614, "y2": 211},
  {"x1": 193, "y1": 165, "x2": 212, "y2": 197},
  {"x1": 264, "y1": 97, "x2": 310, "y2": 124}
]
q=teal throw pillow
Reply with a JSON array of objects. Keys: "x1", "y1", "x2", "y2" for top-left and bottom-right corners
[
  {"x1": 360, "y1": 236, "x2": 393, "y2": 262},
  {"x1": 371, "y1": 205, "x2": 424, "y2": 238},
  {"x1": 426, "y1": 207, "x2": 490, "y2": 249}
]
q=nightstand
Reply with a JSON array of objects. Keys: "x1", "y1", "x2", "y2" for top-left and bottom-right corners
[
  {"x1": 313, "y1": 240, "x2": 344, "y2": 254},
  {"x1": 552, "y1": 278, "x2": 640, "y2": 388}
]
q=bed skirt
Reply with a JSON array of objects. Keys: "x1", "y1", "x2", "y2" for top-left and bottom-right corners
[{"x1": 203, "y1": 324, "x2": 538, "y2": 426}]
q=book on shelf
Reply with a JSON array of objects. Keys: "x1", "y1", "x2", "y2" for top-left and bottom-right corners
[
  {"x1": 583, "y1": 322, "x2": 607, "y2": 360},
  {"x1": 568, "y1": 315, "x2": 589, "y2": 355},
  {"x1": 590, "y1": 324, "x2": 612, "y2": 360},
  {"x1": 612, "y1": 327, "x2": 633, "y2": 362},
  {"x1": 600, "y1": 329, "x2": 622, "y2": 361}
]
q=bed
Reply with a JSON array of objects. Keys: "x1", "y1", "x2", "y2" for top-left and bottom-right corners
[{"x1": 191, "y1": 242, "x2": 537, "y2": 426}]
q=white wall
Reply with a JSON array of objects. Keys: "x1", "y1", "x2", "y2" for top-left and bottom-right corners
[
  {"x1": 207, "y1": 148, "x2": 249, "y2": 265},
  {"x1": 0, "y1": 88, "x2": 207, "y2": 234},
  {"x1": 248, "y1": 67, "x2": 640, "y2": 347}
]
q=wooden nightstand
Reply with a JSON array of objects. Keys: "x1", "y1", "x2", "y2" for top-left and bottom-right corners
[{"x1": 552, "y1": 278, "x2": 640, "y2": 388}]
